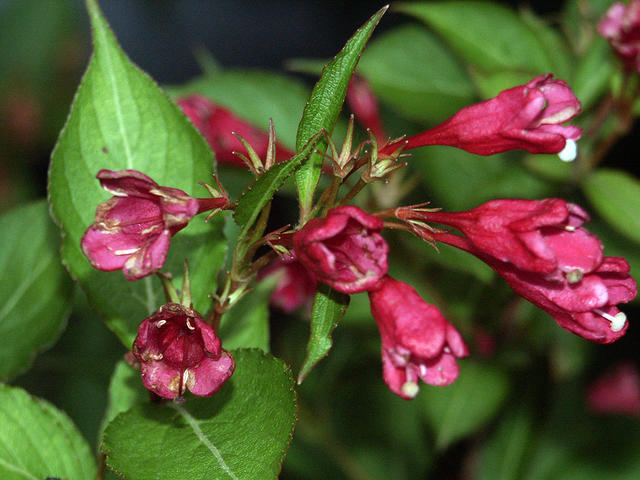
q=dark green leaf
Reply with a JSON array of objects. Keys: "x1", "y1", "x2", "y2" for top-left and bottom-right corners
[
  {"x1": 233, "y1": 131, "x2": 323, "y2": 235},
  {"x1": 582, "y1": 168, "x2": 640, "y2": 245},
  {"x1": 477, "y1": 404, "x2": 534, "y2": 480},
  {"x1": 0, "y1": 200, "x2": 72, "y2": 382},
  {"x1": 48, "y1": 0, "x2": 226, "y2": 347},
  {"x1": 397, "y1": 1, "x2": 555, "y2": 74},
  {"x1": 420, "y1": 361, "x2": 510, "y2": 450},
  {"x1": 295, "y1": 6, "x2": 387, "y2": 215},
  {"x1": 103, "y1": 349, "x2": 297, "y2": 480},
  {"x1": 218, "y1": 276, "x2": 278, "y2": 352},
  {"x1": 573, "y1": 39, "x2": 615, "y2": 110},
  {"x1": 0, "y1": 384, "x2": 96, "y2": 479},
  {"x1": 298, "y1": 284, "x2": 350, "y2": 383},
  {"x1": 357, "y1": 24, "x2": 475, "y2": 122}
]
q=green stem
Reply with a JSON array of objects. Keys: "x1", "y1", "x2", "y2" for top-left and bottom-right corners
[{"x1": 337, "y1": 178, "x2": 367, "y2": 206}]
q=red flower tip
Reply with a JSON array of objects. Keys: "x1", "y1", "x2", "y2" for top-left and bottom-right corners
[
  {"x1": 369, "y1": 276, "x2": 468, "y2": 399},
  {"x1": 382, "y1": 74, "x2": 582, "y2": 160},
  {"x1": 132, "y1": 303, "x2": 234, "y2": 399},
  {"x1": 293, "y1": 206, "x2": 389, "y2": 294}
]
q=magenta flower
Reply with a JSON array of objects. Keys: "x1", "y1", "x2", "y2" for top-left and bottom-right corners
[
  {"x1": 587, "y1": 363, "x2": 640, "y2": 416},
  {"x1": 177, "y1": 95, "x2": 293, "y2": 167},
  {"x1": 81, "y1": 169, "x2": 227, "y2": 280},
  {"x1": 599, "y1": 0, "x2": 640, "y2": 72},
  {"x1": 369, "y1": 276, "x2": 469, "y2": 399},
  {"x1": 258, "y1": 252, "x2": 317, "y2": 313},
  {"x1": 132, "y1": 303, "x2": 234, "y2": 399},
  {"x1": 411, "y1": 199, "x2": 638, "y2": 343},
  {"x1": 293, "y1": 206, "x2": 389, "y2": 294},
  {"x1": 381, "y1": 74, "x2": 581, "y2": 161}
]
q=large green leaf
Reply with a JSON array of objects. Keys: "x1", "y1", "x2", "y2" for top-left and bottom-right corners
[
  {"x1": 420, "y1": 361, "x2": 510, "y2": 450},
  {"x1": 357, "y1": 24, "x2": 475, "y2": 122},
  {"x1": 582, "y1": 169, "x2": 640, "y2": 245},
  {"x1": 48, "y1": 0, "x2": 226, "y2": 347},
  {"x1": 298, "y1": 284, "x2": 350, "y2": 383},
  {"x1": 0, "y1": 200, "x2": 72, "y2": 382},
  {"x1": 397, "y1": 1, "x2": 555, "y2": 74},
  {"x1": 103, "y1": 349, "x2": 297, "y2": 480},
  {"x1": 0, "y1": 384, "x2": 96, "y2": 479},
  {"x1": 295, "y1": 6, "x2": 387, "y2": 217},
  {"x1": 101, "y1": 360, "x2": 148, "y2": 436}
]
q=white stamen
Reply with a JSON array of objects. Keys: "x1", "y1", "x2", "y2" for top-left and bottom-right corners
[
  {"x1": 594, "y1": 308, "x2": 627, "y2": 332},
  {"x1": 566, "y1": 269, "x2": 583, "y2": 284},
  {"x1": 401, "y1": 381, "x2": 420, "y2": 398},
  {"x1": 564, "y1": 225, "x2": 576, "y2": 232},
  {"x1": 186, "y1": 318, "x2": 196, "y2": 330},
  {"x1": 156, "y1": 320, "x2": 167, "y2": 327},
  {"x1": 419, "y1": 364, "x2": 428, "y2": 377},
  {"x1": 443, "y1": 346, "x2": 451, "y2": 354},
  {"x1": 558, "y1": 139, "x2": 577, "y2": 162},
  {"x1": 182, "y1": 369, "x2": 190, "y2": 392},
  {"x1": 114, "y1": 248, "x2": 138, "y2": 256}
]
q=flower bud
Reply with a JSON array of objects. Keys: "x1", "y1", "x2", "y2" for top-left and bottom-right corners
[
  {"x1": 587, "y1": 363, "x2": 640, "y2": 416},
  {"x1": 599, "y1": 0, "x2": 640, "y2": 72},
  {"x1": 258, "y1": 252, "x2": 317, "y2": 313},
  {"x1": 293, "y1": 206, "x2": 389, "y2": 294},
  {"x1": 381, "y1": 74, "x2": 582, "y2": 160}
]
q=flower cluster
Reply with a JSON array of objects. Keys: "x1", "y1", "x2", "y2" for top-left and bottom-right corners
[{"x1": 81, "y1": 72, "x2": 636, "y2": 403}]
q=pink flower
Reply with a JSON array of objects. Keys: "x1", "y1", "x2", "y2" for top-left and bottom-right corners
[
  {"x1": 258, "y1": 252, "x2": 317, "y2": 313},
  {"x1": 381, "y1": 74, "x2": 581, "y2": 161},
  {"x1": 293, "y1": 206, "x2": 389, "y2": 294},
  {"x1": 177, "y1": 95, "x2": 294, "y2": 167},
  {"x1": 346, "y1": 75, "x2": 386, "y2": 141},
  {"x1": 81, "y1": 169, "x2": 227, "y2": 280},
  {"x1": 599, "y1": 0, "x2": 640, "y2": 72},
  {"x1": 369, "y1": 276, "x2": 469, "y2": 399},
  {"x1": 132, "y1": 303, "x2": 234, "y2": 399},
  {"x1": 412, "y1": 199, "x2": 638, "y2": 343},
  {"x1": 587, "y1": 363, "x2": 640, "y2": 416}
]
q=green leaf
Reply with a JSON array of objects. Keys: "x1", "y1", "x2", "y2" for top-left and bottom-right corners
[
  {"x1": 0, "y1": 384, "x2": 96, "y2": 479},
  {"x1": 470, "y1": 70, "x2": 538, "y2": 100},
  {"x1": 48, "y1": 0, "x2": 226, "y2": 347},
  {"x1": 573, "y1": 39, "x2": 615, "y2": 110},
  {"x1": 102, "y1": 360, "x2": 148, "y2": 435},
  {"x1": 169, "y1": 69, "x2": 311, "y2": 150},
  {"x1": 218, "y1": 276, "x2": 278, "y2": 352},
  {"x1": 420, "y1": 361, "x2": 510, "y2": 450},
  {"x1": 0, "y1": 200, "x2": 73, "y2": 382},
  {"x1": 477, "y1": 404, "x2": 534, "y2": 480},
  {"x1": 295, "y1": 6, "x2": 387, "y2": 216},
  {"x1": 298, "y1": 284, "x2": 350, "y2": 383},
  {"x1": 397, "y1": 1, "x2": 555, "y2": 74},
  {"x1": 582, "y1": 169, "x2": 640, "y2": 245},
  {"x1": 357, "y1": 24, "x2": 475, "y2": 122},
  {"x1": 103, "y1": 349, "x2": 297, "y2": 480},
  {"x1": 233, "y1": 131, "x2": 323, "y2": 235}
]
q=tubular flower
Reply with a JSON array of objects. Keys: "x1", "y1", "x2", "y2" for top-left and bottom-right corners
[
  {"x1": 414, "y1": 199, "x2": 638, "y2": 343},
  {"x1": 132, "y1": 303, "x2": 235, "y2": 399},
  {"x1": 587, "y1": 363, "x2": 640, "y2": 416},
  {"x1": 81, "y1": 169, "x2": 228, "y2": 280},
  {"x1": 599, "y1": 0, "x2": 640, "y2": 72},
  {"x1": 369, "y1": 276, "x2": 469, "y2": 399},
  {"x1": 293, "y1": 206, "x2": 389, "y2": 294},
  {"x1": 258, "y1": 252, "x2": 317, "y2": 313},
  {"x1": 177, "y1": 94, "x2": 293, "y2": 167},
  {"x1": 381, "y1": 74, "x2": 581, "y2": 161}
]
